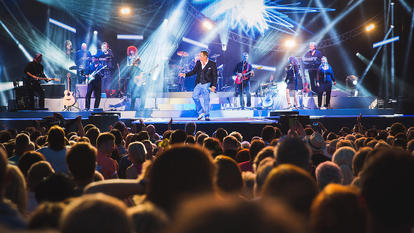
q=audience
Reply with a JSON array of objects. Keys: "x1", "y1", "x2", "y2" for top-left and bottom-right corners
[{"x1": 1, "y1": 115, "x2": 413, "y2": 233}]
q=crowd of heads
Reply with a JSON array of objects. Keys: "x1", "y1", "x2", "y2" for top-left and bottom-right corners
[{"x1": 0, "y1": 118, "x2": 414, "y2": 233}]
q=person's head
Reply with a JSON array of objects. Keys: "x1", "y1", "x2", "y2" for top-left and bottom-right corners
[
  {"x1": 0, "y1": 148, "x2": 7, "y2": 197},
  {"x1": 185, "y1": 122, "x2": 196, "y2": 136},
  {"x1": 147, "y1": 145, "x2": 215, "y2": 214},
  {"x1": 253, "y1": 146, "x2": 275, "y2": 172},
  {"x1": 407, "y1": 139, "x2": 414, "y2": 153},
  {"x1": 81, "y1": 43, "x2": 87, "y2": 51},
  {"x1": 213, "y1": 128, "x2": 228, "y2": 142},
  {"x1": 255, "y1": 157, "x2": 275, "y2": 195},
  {"x1": 309, "y1": 42, "x2": 316, "y2": 51},
  {"x1": 85, "y1": 127, "x2": 100, "y2": 147},
  {"x1": 203, "y1": 137, "x2": 223, "y2": 158},
  {"x1": 185, "y1": 135, "x2": 196, "y2": 144},
  {"x1": 315, "y1": 161, "x2": 343, "y2": 190},
  {"x1": 288, "y1": 56, "x2": 298, "y2": 65},
  {"x1": 222, "y1": 136, "x2": 240, "y2": 159},
  {"x1": 96, "y1": 132, "x2": 115, "y2": 155},
  {"x1": 142, "y1": 140, "x2": 154, "y2": 159},
  {"x1": 60, "y1": 193, "x2": 132, "y2": 233},
  {"x1": 35, "y1": 173, "x2": 75, "y2": 203},
  {"x1": 128, "y1": 142, "x2": 147, "y2": 165},
  {"x1": 321, "y1": 56, "x2": 328, "y2": 64},
  {"x1": 249, "y1": 139, "x2": 266, "y2": 162},
  {"x1": 360, "y1": 149, "x2": 414, "y2": 232},
  {"x1": 170, "y1": 129, "x2": 187, "y2": 145},
  {"x1": 389, "y1": 122, "x2": 406, "y2": 136},
  {"x1": 235, "y1": 149, "x2": 250, "y2": 163},
  {"x1": 262, "y1": 164, "x2": 318, "y2": 217},
  {"x1": 352, "y1": 147, "x2": 372, "y2": 177},
  {"x1": 4, "y1": 165, "x2": 27, "y2": 214},
  {"x1": 28, "y1": 202, "x2": 66, "y2": 230},
  {"x1": 110, "y1": 129, "x2": 123, "y2": 146},
  {"x1": 214, "y1": 155, "x2": 243, "y2": 194},
  {"x1": 101, "y1": 42, "x2": 109, "y2": 52},
  {"x1": 169, "y1": 196, "x2": 305, "y2": 233},
  {"x1": 66, "y1": 142, "x2": 97, "y2": 184},
  {"x1": 34, "y1": 53, "x2": 43, "y2": 63},
  {"x1": 229, "y1": 131, "x2": 243, "y2": 142},
  {"x1": 65, "y1": 40, "x2": 72, "y2": 50},
  {"x1": 261, "y1": 126, "x2": 275, "y2": 143},
  {"x1": 196, "y1": 133, "x2": 208, "y2": 145},
  {"x1": 310, "y1": 184, "x2": 366, "y2": 233},
  {"x1": 336, "y1": 139, "x2": 354, "y2": 150},
  {"x1": 199, "y1": 50, "x2": 208, "y2": 63},
  {"x1": 275, "y1": 136, "x2": 311, "y2": 171},
  {"x1": 15, "y1": 133, "x2": 31, "y2": 156},
  {"x1": 242, "y1": 52, "x2": 249, "y2": 62},
  {"x1": 27, "y1": 161, "x2": 54, "y2": 191},
  {"x1": 0, "y1": 130, "x2": 11, "y2": 143},
  {"x1": 127, "y1": 202, "x2": 168, "y2": 233},
  {"x1": 332, "y1": 146, "x2": 355, "y2": 185},
  {"x1": 17, "y1": 151, "x2": 45, "y2": 177}
]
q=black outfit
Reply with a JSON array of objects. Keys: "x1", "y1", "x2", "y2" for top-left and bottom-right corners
[
  {"x1": 285, "y1": 64, "x2": 302, "y2": 90},
  {"x1": 96, "y1": 49, "x2": 114, "y2": 94},
  {"x1": 128, "y1": 66, "x2": 146, "y2": 111},
  {"x1": 316, "y1": 64, "x2": 335, "y2": 108},
  {"x1": 23, "y1": 61, "x2": 46, "y2": 109},
  {"x1": 185, "y1": 60, "x2": 218, "y2": 87},
  {"x1": 304, "y1": 49, "x2": 322, "y2": 94},
  {"x1": 75, "y1": 49, "x2": 91, "y2": 83},
  {"x1": 63, "y1": 50, "x2": 76, "y2": 92},
  {"x1": 85, "y1": 62, "x2": 104, "y2": 110},
  {"x1": 233, "y1": 61, "x2": 252, "y2": 108}
]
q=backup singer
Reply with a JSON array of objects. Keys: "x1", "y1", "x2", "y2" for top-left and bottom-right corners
[
  {"x1": 63, "y1": 40, "x2": 76, "y2": 91},
  {"x1": 285, "y1": 57, "x2": 302, "y2": 109},
  {"x1": 96, "y1": 42, "x2": 114, "y2": 96},
  {"x1": 179, "y1": 50, "x2": 217, "y2": 121},
  {"x1": 24, "y1": 54, "x2": 50, "y2": 109},
  {"x1": 85, "y1": 57, "x2": 104, "y2": 110},
  {"x1": 233, "y1": 52, "x2": 254, "y2": 109},
  {"x1": 304, "y1": 42, "x2": 322, "y2": 94},
  {"x1": 316, "y1": 56, "x2": 336, "y2": 109}
]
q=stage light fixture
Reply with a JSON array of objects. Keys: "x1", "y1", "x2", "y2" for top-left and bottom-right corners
[
  {"x1": 356, "y1": 52, "x2": 360, "y2": 56},
  {"x1": 365, "y1": 23, "x2": 375, "y2": 32},
  {"x1": 120, "y1": 6, "x2": 131, "y2": 15},
  {"x1": 163, "y1": 18, "x2": 169, "y2": 24},
  {"x1": 202, "y1": 19, "x2": 214, "y2": 30},
  {"x1": 93, "y1": 30, "x2": 98, "y2": 35},
  {"x1": 284, "y1": 38, "x2": 296, "y2": 48}
]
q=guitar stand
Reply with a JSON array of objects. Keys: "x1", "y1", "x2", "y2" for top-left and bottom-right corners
[{"x1": 63, "y1": 104, "x2": 80, "y2": 112}]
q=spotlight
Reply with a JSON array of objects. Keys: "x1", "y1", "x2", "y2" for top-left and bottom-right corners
[
  {"x1": 365, "y1": 23, "x2": 375, "y2": 32},
  {"x1": 202, "y1": 19, "x2": 214, "y2": 30},
  {"x1": 163, "y1": 18, "x2": 169, "y2": 25},
  {"x1": 93, "y1": 30, "x2": 98, "y2": 35},
  {"x1": 284, "y1": 38, "x2": 296, "y2": 48},
  {"x1": 222, "y1": 43, "x2": 227, "y2": 51},
  {"x1": 120, "y1": 7, "x2": 131, "y2": 15},
  {"x1": 356, "y1": 52, "x2": 360, "y2": 56}
]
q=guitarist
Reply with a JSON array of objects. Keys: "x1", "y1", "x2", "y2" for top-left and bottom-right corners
[
  {"x1": 128, "y1": 57, "x2": 146, "y2": 111},
  {"x1": 24, "y1": 54, "x2": 51, "y2": 109},
  {"x1": 233, "y1": 52, "x2": 254, "y2": 109},
  {"x1": 85, "y1": 56, "x2": 104, "y2": 110}
]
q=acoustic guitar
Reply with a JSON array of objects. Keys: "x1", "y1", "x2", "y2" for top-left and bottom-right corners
[{"x1": 63, "y1": 72, "x2": 76, "y2": 107}]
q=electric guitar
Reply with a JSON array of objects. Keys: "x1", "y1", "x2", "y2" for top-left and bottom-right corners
[
  {"x1": 63, "y1": 72, "x2": 76, "y2": 106},
  {"x1": 87, "y1": 65, "x2": 107, "y2": 83},
  {"x1": 233, "y1": 66, "x2": 263, "y2": 84},
  {"x1": 133, "y1": 64, "x2": 159, "y2": 87}
]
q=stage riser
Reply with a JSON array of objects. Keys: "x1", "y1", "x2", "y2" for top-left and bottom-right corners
[{"x1": 42, "y1": 96, "x2": 376, "y2": 112}]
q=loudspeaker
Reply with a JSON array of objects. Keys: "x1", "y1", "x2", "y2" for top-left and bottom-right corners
[
  {"x1": 269, "y1": 110, "x2": 299, "y2": 117},
  {"x1": 279, "y1": 115, "x2": 310, "y2": 133},
  {"x1": 41, "y1": 84, "x2": 65, "y2": 98}
]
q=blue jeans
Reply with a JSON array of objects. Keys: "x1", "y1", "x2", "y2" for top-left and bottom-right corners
[{"x1": 193, "y1": 82, "x2": 210, "y2": 117}]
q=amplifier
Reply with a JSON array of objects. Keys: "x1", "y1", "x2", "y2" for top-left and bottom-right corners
[{"x1": 41, "y1": 84, "x2": 65, "y2": 98}]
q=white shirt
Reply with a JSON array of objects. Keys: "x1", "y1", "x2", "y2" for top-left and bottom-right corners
[{"x1": 201, "y1": 59, "x2": 209, "y2": 70}]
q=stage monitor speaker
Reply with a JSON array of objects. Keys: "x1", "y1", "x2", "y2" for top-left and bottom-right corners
[
  {"x1": 88, "y1": 113, "x2": 120, "y2": 132},
  {"x1": 279, "y1": 115, "x2": 310, "y2": 133},
  {"x1": 41, "y1": 84, "x2": 65, "y2": 98},
  {"x1": 269, "y1": 110, "x2": 299, "y2": 117},
  {"x1": 396, "y1": 97, "x2": 414, "y2": 114}
]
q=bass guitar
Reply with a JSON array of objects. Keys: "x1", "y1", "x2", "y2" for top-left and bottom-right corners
[
  {"x1": 133, "y1": 64, "x2": 159, "y2": 87},
  {"x1": 233, "y1": 66, "x2": 263, "y2": 84},
  {"x1": 87, "y1": 65, "x2": 107, "y2": 83},
  {"x1": 63, "y1": 72, "x2": 76, "y2": 107}
]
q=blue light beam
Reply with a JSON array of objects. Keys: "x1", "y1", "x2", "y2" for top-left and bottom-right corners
[{"x1": 48, "y1": 18, "x2": 76, "y2": 33}]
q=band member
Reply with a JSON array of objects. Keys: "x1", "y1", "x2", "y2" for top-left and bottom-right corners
[
  {"x1": 24, "y1": 54, "x2": 50, "y2": 109},
  {"x1": 96, "y1": 42, "x2": 114, "y2": 96},
  {"x1": 75, "y1": 43, "x2": 91, "y2": 83},
  {"x1": 63, "y1": 40, "x2": 76, "y2": 91},
  {"x1": 85, "y1": 57, "x2": 104, "y2": 110},
  {"x1": 127, "y1": 46, "x2": 138, "y2": 66},
  {"x1": 233, "y1": 52, "x2": 254, "y2": 109},
  {"x1": 179, "y1": 50, "x2": 217, "y2": 121},
  {"x1": 128, "y1": 57, "x2": 146, "y2": 111},
  {"x1": 304, "y1": 42, "x2": 322, "y2": 94},
  {"x1": 316, "y1": 56, "x2": 336, "y2": 109},
  {"x1": 285, "y1": 57, "x2": 302, "y2": 109}
]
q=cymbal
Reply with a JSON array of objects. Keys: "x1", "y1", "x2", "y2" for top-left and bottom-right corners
[
  {"x1": 177, "y1": 51, "x2": 189, "y2": 57},
  {"x1": 69, "y1": 65, "x2": 78, "y2": 70},
  {"x1": 210, "y1": 54, "x2": 220, "y2": 58}
]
